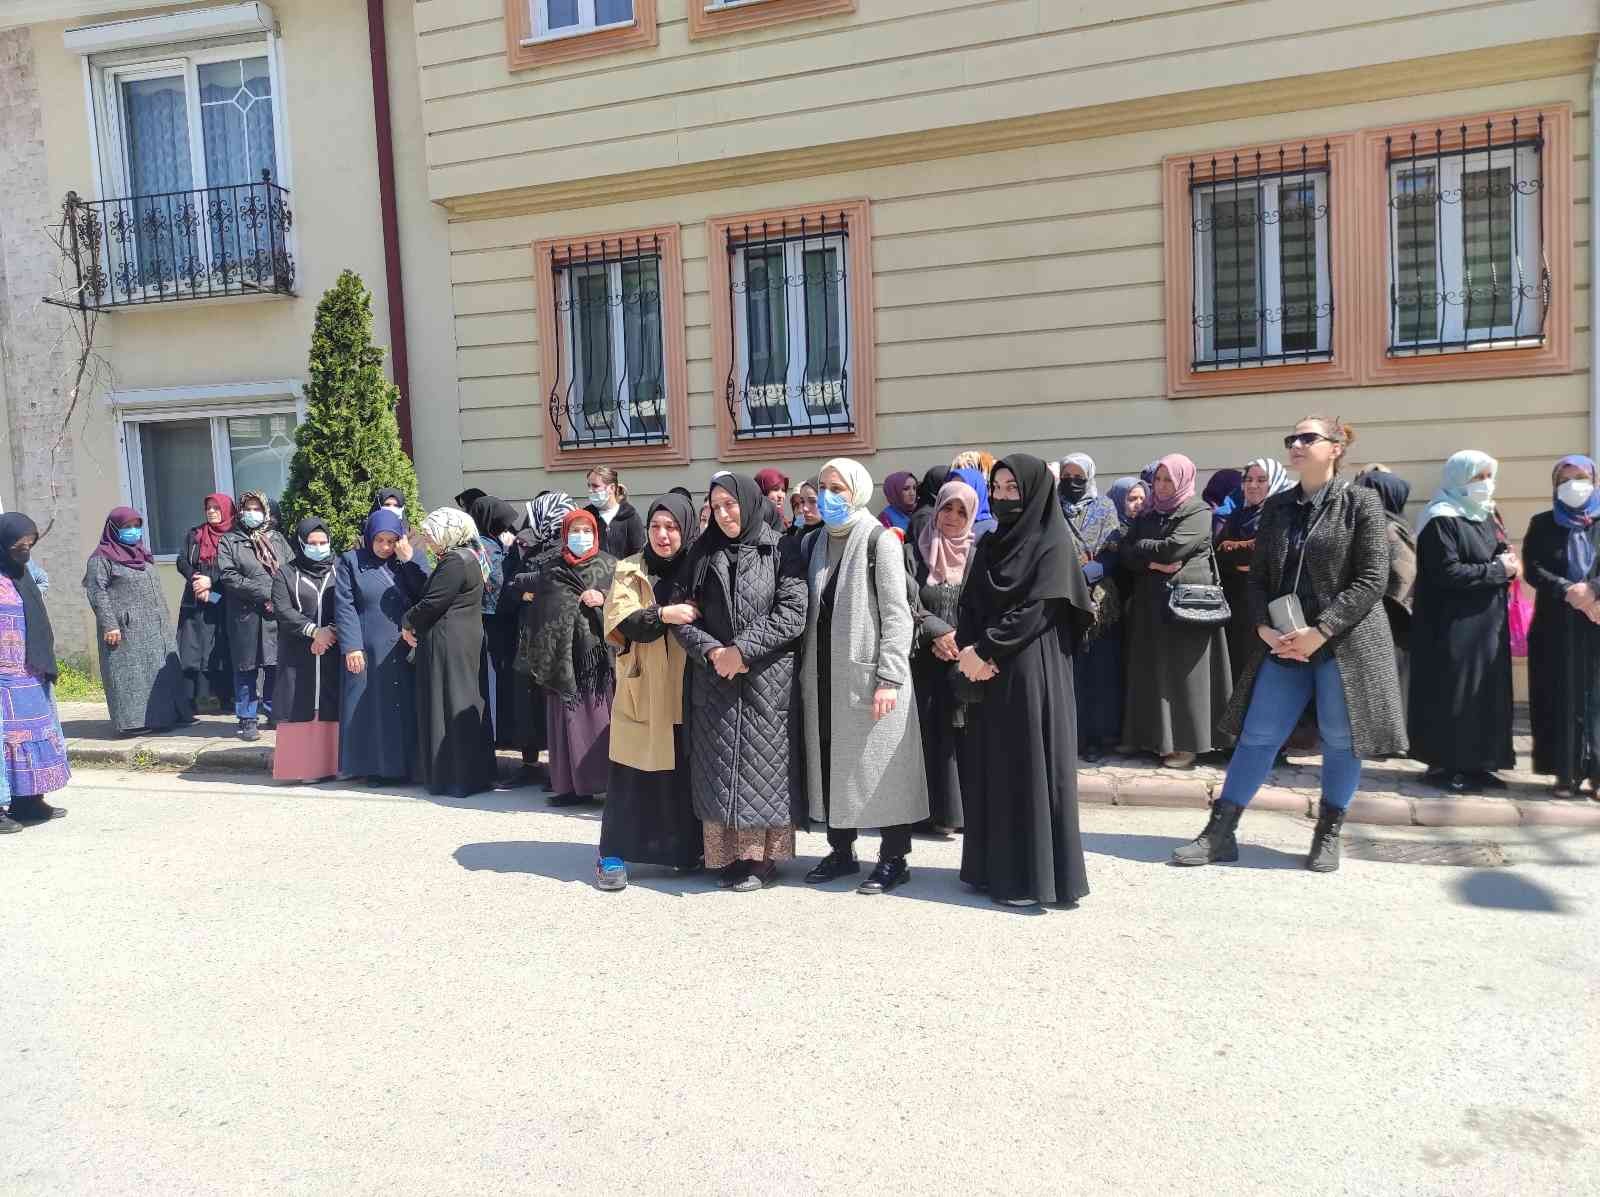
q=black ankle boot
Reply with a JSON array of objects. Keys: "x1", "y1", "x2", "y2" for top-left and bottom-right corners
[
  {"x1": 8, "y1": 795, "x2": 65, "y2": 824},
  {"x1": 1171, "y1": 800, "x2": 1243, "y2": 866},
  {"x1": 1307, "y1": 801, "x2": 1348, "y2": 873},
  {"x1": 0, "y1": 809, "x2": 22, "y2": 833}
]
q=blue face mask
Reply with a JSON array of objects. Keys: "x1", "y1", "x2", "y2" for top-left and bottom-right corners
[
  {"x1": 116, "y1": 526, "x2": 144, "y2": 546},
  {"x1": 817, "y1": 489, "x2": 851, "y2": 526},
  {"x1": 240, "y1": 510, "x2": 265, "y2": 530},
  {"x1": 301, "y1": 541, "x2": 331, "y2": 562},
  {"x1": 567, "y1": 530, "x2": 595, "y2": 557}
]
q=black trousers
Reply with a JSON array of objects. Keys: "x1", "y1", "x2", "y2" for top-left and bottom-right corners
[{"x1": 827, "y1": 823, "x2": 913, "y2": 860}]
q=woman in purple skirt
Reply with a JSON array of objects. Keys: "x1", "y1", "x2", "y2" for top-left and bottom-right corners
[{"x1": 0, "y1": 513, "x2": 69, "y2": 834}]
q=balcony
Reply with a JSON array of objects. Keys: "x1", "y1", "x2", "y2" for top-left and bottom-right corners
[{"x1": 57, "y1": 171, "x2": 295, "y2": 310}]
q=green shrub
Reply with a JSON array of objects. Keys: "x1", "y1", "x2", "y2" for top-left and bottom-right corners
[{"x1": 54, "y1": 656, "x2": 104, "y2": 701}]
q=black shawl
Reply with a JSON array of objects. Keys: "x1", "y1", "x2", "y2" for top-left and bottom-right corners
[
  {"x1": 642, "y1": 493, "x2": 699, "y2": 604},
  {"x1": 525, "y1": 551, "x2": 617, "y2": 699},
  {"x1": 0, "y1": 512, "x2": 56, "y2": 682},
  {"x1": 468, "y1": 494, "x2": 521, "y2": 540},
  {"x1": 963, "y1": 454, "x2": 1091, "y2": 626}
]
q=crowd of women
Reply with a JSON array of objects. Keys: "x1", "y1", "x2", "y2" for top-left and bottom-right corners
[{"x1": 3, "y1": 421, "x2": 1594, "y2": 898}]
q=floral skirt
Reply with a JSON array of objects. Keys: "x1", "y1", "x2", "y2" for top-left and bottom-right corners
[{"x1": 0, "y1": 670, "x2": 69, "y2": 799}]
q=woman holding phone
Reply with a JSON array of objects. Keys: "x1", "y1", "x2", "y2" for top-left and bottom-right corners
[{"x1": 1174, "y1": 416, "x2": 1405, "y2": 873}]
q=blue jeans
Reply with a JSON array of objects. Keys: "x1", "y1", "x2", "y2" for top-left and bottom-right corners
[
  {"x1": 1219, "y1": 654, "x2": 1361, "y2": 810},
  {"x1": 234, "y1": 666, "x2": 277, "y2": 720}
]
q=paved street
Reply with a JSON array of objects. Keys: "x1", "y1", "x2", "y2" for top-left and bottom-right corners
[{"x1": 3, "y1": 770, "x2": 1596, "y2": 1195}]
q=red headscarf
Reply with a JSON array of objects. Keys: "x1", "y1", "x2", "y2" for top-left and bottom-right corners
[
  {"x1": 195, "y1": 492, "x2": 235, "y2": 564},
  {"x1": 1150, "y1": 454, "x2": 1198, "y2": 514},
  {"x1": 90, "y1": 506, "x2": 153, "y2": 572},
  {"x1": 561, "y1": 508, "x2": 601, "y2": 566}
]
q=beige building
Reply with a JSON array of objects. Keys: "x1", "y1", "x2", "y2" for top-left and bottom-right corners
[{"x1": 3, "y1": 0, "x2": 1599, "y2": 657}]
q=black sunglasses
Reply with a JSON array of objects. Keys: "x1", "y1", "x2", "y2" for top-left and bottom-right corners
[{"x1": 1283, "y1": 432, "x2": 1334, "y2": 449}]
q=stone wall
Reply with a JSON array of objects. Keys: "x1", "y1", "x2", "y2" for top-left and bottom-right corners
[{"x1": 0, "y1": 27, "x2": 89, "y2": 660}]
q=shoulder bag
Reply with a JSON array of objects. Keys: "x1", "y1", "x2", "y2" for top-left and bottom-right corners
[{"x1": 1164, "y1": 547, "x2": 1231, "y2": 627}]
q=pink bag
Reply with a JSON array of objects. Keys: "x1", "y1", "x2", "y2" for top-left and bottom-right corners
[{"x1": 1508, "y1": 579, "x2": 1533, "y2": 658}]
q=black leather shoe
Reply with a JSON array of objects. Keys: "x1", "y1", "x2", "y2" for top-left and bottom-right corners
[
  {"x1": 1445, "y1": 772, "x2": 1473, "y2": 794},
  {"x1": 1475, "y1": 772, "x2": 1508, "y2": 791},
  {"x1": 8, "y1": 796, "x2": 64, "y2": 824},
  {"x1": 805, "y1": 850, "x2": 860, "y2": 884},
  {"x1": 546, "y1": 792, "x2": 592, "y2": 807},
  {"x1": 0, "y1": 811, "x2": 22, "y2": 834},
  {"x1": 1080, "y1": 741, "x2": 1105, "y2": 765},
  {"x1": 858, "y1": 857, "x2": 909, "y2": 894}
]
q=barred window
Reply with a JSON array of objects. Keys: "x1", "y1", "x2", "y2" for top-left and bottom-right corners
[
  {"x1": 1189, "y1": 144, "x2": 1333, "y2": 370},
  {"x1": 1386, "y1": 115, "x2": 1548, "y2": 354},
  {"x1": 725, "y1": 212, "x2": 853, "y2": 439},
  {"x1": 546, "y1": 236, "x2": 667, "y2": 449}
]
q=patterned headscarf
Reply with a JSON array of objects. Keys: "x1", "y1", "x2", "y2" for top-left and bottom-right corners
[
  {"x1": 1242, "y1": 457, "x2": 1292, "y2": 504},
  {"x1": 422, "y1": 506, "x2": 489, "y2": 582},
  {"x1": 237, "y1": 490, "x2": 280, "y2": 574},
  {"x1": 527, "y1": 491, "x2": 577, "y2": 545}
]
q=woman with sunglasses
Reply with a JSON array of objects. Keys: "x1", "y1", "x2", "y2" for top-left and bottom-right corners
[{"x1": 1175, "y1": 417, "x2": 1406, "y2": 871}]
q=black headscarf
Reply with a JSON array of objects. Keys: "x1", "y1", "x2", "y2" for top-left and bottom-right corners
[
  {"x1": 1356, "y1": 470, "x2": 1412, "y2": 522},
  {"x1": 455, "y1": 487, "x2": 486, "y2": 512},
  {"x1": 467, "y1": 494, "x2": 521, "y2": 540},
  {"x1": 916, "y1": 466, "x2": 950, "y2": 510},
  {"x1": 687, "y1": 472, "x2": 767, "y2": 593},
  {"x1": 372, "y1": 487, "x2": 406, "y2": 512},
  {"x1": 643, "y1": 493, "x2": 699, "y2": 604},
  {"x1": 668, "y1": 486, "x2": 694, "y2": 501},
  {"x1": 290, "y1": 517, "x2": 334, "y2": 579},
  {"x1": 963, "y1": 454, "x2": 1091, "y2": 623},
  {"x1": 0, "y1": 513, "x2": 56, "y2": 682}
]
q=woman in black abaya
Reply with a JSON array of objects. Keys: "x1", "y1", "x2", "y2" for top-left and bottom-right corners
[{"x1": 956, "y1": 454, "x2": 1094, "y2": 907}]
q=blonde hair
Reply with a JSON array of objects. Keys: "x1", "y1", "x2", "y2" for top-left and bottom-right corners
[
  {"x1": 1302, "y1": 415, "x2": 1357, "y2": 472},
  {"x1": 585, "y1": 464, "x2": 628, "y2": 503},
  {"x1": 951, "y1": 450, "x2": 995, "y2": 474}
]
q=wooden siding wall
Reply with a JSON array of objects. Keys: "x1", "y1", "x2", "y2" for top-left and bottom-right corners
[
  {"x1": 445, "y1": 74, "x2": 1592, "y2": 535},
  {"x1": 413, "y1": 0, "x2": 1596, "y2": 203}
]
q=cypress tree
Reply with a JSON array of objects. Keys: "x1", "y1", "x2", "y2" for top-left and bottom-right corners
[{"x1": 281, "y1": 270, "x2": 420, "y2": 550}]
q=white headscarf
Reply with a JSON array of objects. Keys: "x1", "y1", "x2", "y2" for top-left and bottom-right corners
[
  {"x1": 1058, "y1": 453, "x2": 1098, "y2": 502},
  {"x1": 1243, "y1": 457, "x2": 1292, "y2": 503},
  {"x1": 819, "y1": 456, "x2": 877, "y2": 540}
]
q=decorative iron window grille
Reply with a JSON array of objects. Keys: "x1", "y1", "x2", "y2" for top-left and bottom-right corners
[
  {"x1": 1188, "y1": 144, "x2": 1333, "y2": 370},
  {"x1": 1386, "y1": 115, "x2": 1549, "y2": 354},
  {"x1": 725, "y1": 212, "x2": 852, "y2": 439},
  {"x1": 55, "y1": 170, "x2": 293, "y2": 310},
  {"x1": 547, "y1": 235, "x2": 668, "y2": 450}
]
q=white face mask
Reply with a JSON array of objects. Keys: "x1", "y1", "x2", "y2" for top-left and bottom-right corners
[
  {"x1": 588, "y1": 488, "x2": 611, "y2": 508},
  {"x1": 1465, "y1": 479, "x2": 1495, "y2": 504},
  {"x1": 1558, "y1": 479, "x2": 1595, "y2": 509},
  {"x1": 567, "y1": 530, "x2": 595, "y2": 556}
]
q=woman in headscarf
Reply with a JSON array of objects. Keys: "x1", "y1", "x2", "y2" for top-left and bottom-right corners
[
  {"x1": 1106, "y1": 477, "x2": 1148, "y2": 527},
  {"x1": 674, "y1": 472, "x2": 808, "y2": 892},
  {"x1": 372, "y1": 488, "x2": 407, "y2": 517},
  {"x1": 0, "y1": 513, "x2": 69, "y2": 833},
  {"x1": 1102, "y1": 475, "x2": 1148, "y2": 620},
  {"x1": 403, "y1": 507, "x2": 498, "y2": 798},
  {"x1": 269, "y1": 518, "x2": 342, "y2": 783},
  {"x1": 909, "y1": 476, "x2": 980, "y2": 833},
  {"x1": 467, "y1": 493, "x2": 523, "y2": 749},
  {"x1": 755, "y1": 467, "x2": 792, "y2": 532},
  {"x1": 1057, "y1": 454, "x2": 1124, "y2": 762},
  {"x1": 334, "y1": 507, "x2": 429, "y2": 784},
  {"x1": 1355, "y1": 467, "x2": 1418, "y2": 718},
  {"x1": 174, "y1": 494, "x2": 235, "y2": 715},
  {"x1": 1215, "y1": 458, "x2": 1294, "y2": 685},
  {"x1": 454, "y1": 487, "x2": 486, "y2": 513},
  {"x1": 786, "y1": 476, "x2": 823, "y2": 540},
  {"x1": 955, "y1": 455, "x2": 1093, "y2": 906},
  {"x1": 218, "y1": 491, "x2": 291, "y2": 742},
  {"x1": 1203, "y1": 467, "x2": 1245, "y2": 538},
  {"x1": 908, "y1": 465, "x2": 951, "y2": 544},
  {"x1": 799, "y1": 458, "x2": 929, "y2": 895},
  {"x1": 878, "y1": 470, "x2": 919, "y2": 534},
  {"x1": 1179, "y1": 416, "x2": 1405, "y2": 872},
  {"x1": 507, "y1": 490, "x2": 577, "y2": 781},
  {"x1": 1119, "y1": 453, "x2": 1233, "y2": 768},
  {"x1": 952, "y1": 465, "x2": 997, "y2": 538},
  {"x1": 595, "y1": 494, "x2": 703, "y2": 888},
  {"x1": 524, "y1": 509, "x2": 617, "y2": 807},
  {"x1": 1408, "y1": 450, "x2": 1518, "y2": 793},
  {"x1": 83, "y1": 507, "x2": 184, "y2": 735},
  {"x1": 1523, "y1": 455, "x2": 1600, "y2": 798}
]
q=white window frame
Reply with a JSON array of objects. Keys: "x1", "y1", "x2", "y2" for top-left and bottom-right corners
[
  {"x1": 1191, "y1": 172, "x2": 1331, "y2": 366},
  {"x1": 1387, "y1": 142, "x2": 1544, "y2": 351},
  {"x1": 730, "y1": 232, "x2": 850, "y2": 433},
  {"x1": 526, "y1": 0, "x2": 636, "y2": 43},
  {"x1": 706, "y1": 0, "x2": 776, "y2": 9},
  {"x1": 553, "y1": 255, "x2": 668, "y2": 446},
  {"x1": 115, "y1": 387, "x2": 305, "y2": 562},
  {"x1": 82, "y1": 34, "x2": 292, "y2": 305}
]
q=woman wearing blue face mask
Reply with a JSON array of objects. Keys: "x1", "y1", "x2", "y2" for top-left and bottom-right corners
[
  {"x1": 83, "y1": 506, "x2": 184, "y2": 735},
  {"x1": 1408, "y1": 450, "x2": 1519, "y2": 794},
  {"x1": 218, "y1": 490, "x2": 291, "y2": 741},
  {"x1": 270, "y1": 518, "x2": 342, "y2": 782}
]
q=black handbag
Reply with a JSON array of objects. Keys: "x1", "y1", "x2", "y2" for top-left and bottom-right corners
[{"x1": 1165, "y1": 548, "x2": 1231, "y2": 627}]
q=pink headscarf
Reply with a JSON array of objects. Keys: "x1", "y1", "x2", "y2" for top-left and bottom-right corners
[
  {"x1": 1150, "y1": 453, "x2": 1197, "y2": 514},
  {"x1": 918, "y1": 479, "x2": 979, "y2": 585}
]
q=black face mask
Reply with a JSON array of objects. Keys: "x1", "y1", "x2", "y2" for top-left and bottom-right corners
[
  {"x1": 1060, "y1": 477, "x2": 1088, "y2": 503},
  {"x1": 991, "y1": 498, "x2": 1024, "y2": 526},
  {"x1": 9, "y1": 544, "x2": 31, "y2": 566}
]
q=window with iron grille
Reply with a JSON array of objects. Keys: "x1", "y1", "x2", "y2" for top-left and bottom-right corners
[
  {"x1": 547, "y1": 236, "x2": 667, "y2": 449},
  {"x1": 1386, "y1": 115, "x2": 1548, "y2": 354},
  {"x1": 725, "y1": 213, "x2": 852, "y2": 439},
  {"x1": 1189, "y1": 144, "x2": 1333, "y2": 369}
]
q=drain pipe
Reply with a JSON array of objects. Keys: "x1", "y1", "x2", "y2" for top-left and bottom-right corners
[
  {"x1": 366, "y1": 0, "x2": 413, "y2": 454},
  {"x1": 1591, "y1": 49, "x2": 1600, "y2": 456}
]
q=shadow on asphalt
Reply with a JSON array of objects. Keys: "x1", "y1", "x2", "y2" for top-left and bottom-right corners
[
  {"x1": 1083, "y1": 831, "x2": 1304, "y2": 870},
  {"x1": 1451, "y1": 869, "x2": 1572, "y2": 914}
]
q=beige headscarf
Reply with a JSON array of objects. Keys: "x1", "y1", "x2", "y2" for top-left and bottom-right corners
[
  {"x1": 819, "y1": 457, "x2": 877, "y2": 539},
  {"x1": 420, "y1": 506, "x2": 480, "y2": 551}
]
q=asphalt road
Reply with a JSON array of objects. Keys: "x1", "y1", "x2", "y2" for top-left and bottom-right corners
[{"x1": 3, "y1": 770, "x2": 1596, "y2": 1195}]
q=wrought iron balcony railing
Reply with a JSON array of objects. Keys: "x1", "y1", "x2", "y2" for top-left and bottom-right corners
[{"x1": 57, "y1": 170, "x2": 295, "y2": 309}]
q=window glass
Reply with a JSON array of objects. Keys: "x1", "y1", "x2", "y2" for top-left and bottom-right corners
[
  {"x1": 227, "y1": 412, "x2": 298, "y2": 500},
  {"x1": 596, "y1": 0, "x2": 634, "y2": 23},
  {"x1": 138, "y1": 419, "x2": 215, "y2": 556}
]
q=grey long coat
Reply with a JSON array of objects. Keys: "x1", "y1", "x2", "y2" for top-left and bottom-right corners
[
  {"x1": 83, "y1": 557, "x2": 185, "y2": 732},
  {"x1": 218, "y1": 528, "x2": 290, "y2": 672},
  {"x1": 800, "y1": 516, "x2": 930, "y2": 830},
  {"x1": 1219, "y1": 479, "x2": 1407, "y2": 758}
]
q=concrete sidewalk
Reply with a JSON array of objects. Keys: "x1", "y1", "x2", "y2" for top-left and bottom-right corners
[{"x1": 55, "y1": 700, "x2": 1600, "y2": 829}]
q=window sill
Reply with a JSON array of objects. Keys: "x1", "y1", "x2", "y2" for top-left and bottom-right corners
[
  {"x1": 520, "y1": 19, "x2": 635, "y2": 47},
  {"x1": 688, "y1": 0, "x2": 854, "y2": 39}
]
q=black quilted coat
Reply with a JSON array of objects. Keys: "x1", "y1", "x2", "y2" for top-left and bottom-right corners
[
  {"x1": 1219, "y1": 478, "x2": 1407, "y2": 759},
  {"x1": 673, "y1": 525, "x2": 808, "y2": 829}
]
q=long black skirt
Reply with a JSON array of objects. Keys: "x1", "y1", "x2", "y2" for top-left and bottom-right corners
[
  {"x1": 960, "y1": 626, "x2": 1090, "y2": 905},
  {"x1": 912, "y1": 655, "x2": 966, "y2": 830},
  {"x1": 1074, "y1": 630, "x2": 1122, "y2": 745},
  {"x1": 599, "y1": 727, "x2": 702, "y2": 868}
]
